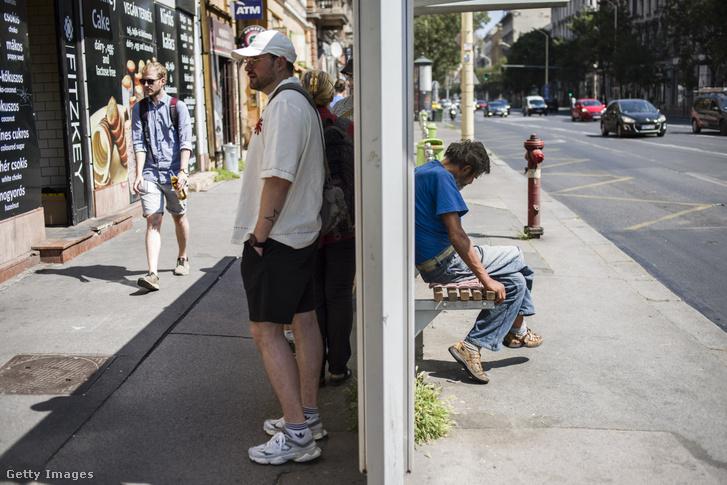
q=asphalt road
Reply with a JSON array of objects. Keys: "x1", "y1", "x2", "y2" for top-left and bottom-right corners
[{"x1": 466, "y1": 109, "x2": 727, "y2": 330}]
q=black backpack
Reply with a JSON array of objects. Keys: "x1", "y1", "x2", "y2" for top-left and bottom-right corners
[{"x1": 268, "y1": 83, "x2": 355, "y2": 239}]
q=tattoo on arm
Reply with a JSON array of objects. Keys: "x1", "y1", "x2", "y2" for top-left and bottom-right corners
[{"x1": 264, "y1": 209, "x2": 280, "y2": 225}]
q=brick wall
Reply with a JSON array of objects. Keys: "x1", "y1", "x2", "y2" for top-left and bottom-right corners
[{"x1": 26, "y1": 0, "x2": 66, "y2": 190}]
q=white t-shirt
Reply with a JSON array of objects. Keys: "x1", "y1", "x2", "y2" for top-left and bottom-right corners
[{"x1": 232, "y1": 78, "x2": 325, "y2": 249}]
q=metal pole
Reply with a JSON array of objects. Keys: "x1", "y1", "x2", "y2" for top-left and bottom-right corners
[{"x1": 461, "y1": 12, "x2": 474, "y2": 140}]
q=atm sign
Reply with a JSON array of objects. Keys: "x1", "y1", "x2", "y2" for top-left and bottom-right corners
[{"x1": 234, "y1": 1, "x2": 263, "y2": 19}]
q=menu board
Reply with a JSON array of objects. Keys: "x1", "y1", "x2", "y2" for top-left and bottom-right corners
[
  {"x1": 84, "y1": 0, "x2": 156, "y2": 190},
  {"x1": 177, "y1": 9, "x2": 196, "y2": 161},
  {"x1": 0, "y1": 0, "x2": 40, "y2": 222},
  {"x1": 83, "y1": 0, "x2": 199, "y2": 187}
]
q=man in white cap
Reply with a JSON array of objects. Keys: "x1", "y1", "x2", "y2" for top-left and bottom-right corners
[{"x1": 231, "y1": 30, "x2": 326, "y2": 465}]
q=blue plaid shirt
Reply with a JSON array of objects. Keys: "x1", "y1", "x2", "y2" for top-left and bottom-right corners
[{"x1": 131, "y1": 93, "x2": 193, "y2": 184}]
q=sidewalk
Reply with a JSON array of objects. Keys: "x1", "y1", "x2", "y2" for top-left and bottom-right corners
[
  {"x1": 407, "y1": 121, "x2": 727, "y2": 483},
  {"x1": 0, "y1": 122, "x2": 725, "y2": 484}
]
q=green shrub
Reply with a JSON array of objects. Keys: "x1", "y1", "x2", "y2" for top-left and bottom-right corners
[
  {"x1": 345, "y1": 370, "x2": 455, "y2": 444},
  {"x1": 211, "y1": 168, "x2": 240, "y2": 182}
]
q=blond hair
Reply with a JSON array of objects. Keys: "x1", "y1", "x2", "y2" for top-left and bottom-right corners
[
  {"x1": 141, "y1": 61, "x2": 167, "y2": 81},
  {"x1": 300, "y1": 70, "x2": 335, "y2": 107}
]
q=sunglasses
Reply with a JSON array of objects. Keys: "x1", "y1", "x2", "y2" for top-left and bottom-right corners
[
  {"x1": 140, "y1": 78, "x2": 162, "y2": 85},
  {"x1": 243, "y1": 54, "x2": 277, "y2": 68}
]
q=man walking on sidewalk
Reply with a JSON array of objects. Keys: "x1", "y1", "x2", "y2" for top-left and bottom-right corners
[
  {"x1": 231, "y1": 30, "x2": 326, "y2": 465},
  {"x1": 415, "y1": 140, "x2": 543, "y2": 384},
  {"x1": 131, "y1": 61, "x2": 193, "y2": 291}
]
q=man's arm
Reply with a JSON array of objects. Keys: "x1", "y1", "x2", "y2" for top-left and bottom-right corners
[
  {"x1": 133, "y1": 151, "x2": 146, "y2": 194},
  {"x1": 252, "y1": 176, "x2": 292, "y2": 254},
  {"x1": 441, "y1": 211, "x2": 506, "y2": 305}
]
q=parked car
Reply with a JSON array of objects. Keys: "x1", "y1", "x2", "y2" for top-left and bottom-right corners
[
  {"x1": 476, "y1": 100, "x2": 488, "y2": 111},
  {"x1": 486, "y1": 99, "x2": 510, "y2": 117},
  {"x1": 522, "y1": 96, "x2": 548, "y2": 116},
  {"x1": 691, "y1": 92, "x2": 727, "y2": 135},
  {"x1": 571, "y1": 99, "x2": 605, "y2": 122},
  {"x1": 600, "y1": 99, "x2": 667, "y2": 137}
]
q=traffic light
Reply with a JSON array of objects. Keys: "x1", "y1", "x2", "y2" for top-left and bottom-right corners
[{"x1": 484, "y1": 74, "x2": 488, "y2": 81}]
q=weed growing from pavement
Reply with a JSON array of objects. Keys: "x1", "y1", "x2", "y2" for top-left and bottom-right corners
[
  {"x1": 211, "y1": 167, "x2": 240, "y2": 182},
  {"x1": 413, "y1": 370, "x2": 454, "y2": 444},
  {"x1": 345, "y1": 370, "x2": 455, "y2": 444}
]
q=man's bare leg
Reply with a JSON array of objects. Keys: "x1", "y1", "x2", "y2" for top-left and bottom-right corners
[
  {"x1": 250, "y1": 320, "x2": 305, "y2": 424},
  {"x1": 290, "y1": 310, "x2": 323, "y2": 409}
]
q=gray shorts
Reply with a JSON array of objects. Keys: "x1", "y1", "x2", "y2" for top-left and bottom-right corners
[{"x1": 138, "y1": 178, "x2": 187, "y2": 217}]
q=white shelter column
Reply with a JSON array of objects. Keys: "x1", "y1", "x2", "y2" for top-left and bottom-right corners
[{"x1": 354, "y1": 0, "x2": 414, "y2": 482}]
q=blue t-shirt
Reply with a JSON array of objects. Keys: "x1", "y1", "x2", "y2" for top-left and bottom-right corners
[{"x1": 414, "y1": 160, "x2": 468, "y2": 264}]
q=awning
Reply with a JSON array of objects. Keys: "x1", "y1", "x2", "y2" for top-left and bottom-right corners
[{"x1": 414, "y1": 0, "x2": 569, "y2": 15}]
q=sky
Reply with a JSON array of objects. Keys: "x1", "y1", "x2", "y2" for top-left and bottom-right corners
[{"x1": 476, "y1": 10, "x2": 505, "y2": 38}]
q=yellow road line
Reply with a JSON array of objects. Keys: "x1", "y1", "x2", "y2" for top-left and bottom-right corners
[
  {"x1": 554, "y1": 193, "x2": 707, "y2": 206},
  {"x1": 553, "y1": 176, "x2": 633, "y2": 194},
  {"x1": 625, "y1": 205, "x2": 714, "y2": 230},
  {"x1": 543, "y1": 159, "x2": 590, "y2": 168},
  {"x1": 546, "y1": 173, "x2": 616, "y2": 178}
]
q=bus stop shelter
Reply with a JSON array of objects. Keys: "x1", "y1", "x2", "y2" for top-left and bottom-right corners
[{"x1": 350, "y1": 0, "x2": 568, "y2": 482}]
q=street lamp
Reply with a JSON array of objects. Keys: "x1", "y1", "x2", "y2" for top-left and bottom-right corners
[{"x1": 537, "y1": 30, "x2": 549, "y2": 96}]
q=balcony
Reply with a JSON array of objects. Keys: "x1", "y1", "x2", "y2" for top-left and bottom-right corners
[{"x1": 308, "y1": 0, "x2": 350, "y2": 28}]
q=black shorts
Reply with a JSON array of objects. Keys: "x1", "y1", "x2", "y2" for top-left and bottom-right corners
[{"x1": 240, "y1": 238, "x2": 318, "y2": 324}]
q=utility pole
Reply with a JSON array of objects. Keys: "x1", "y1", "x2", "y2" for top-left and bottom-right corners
[{"x1": 461, "y1": 12, "x2": 474, "y2": 140}]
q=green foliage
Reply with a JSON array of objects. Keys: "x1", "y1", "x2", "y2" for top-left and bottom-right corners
[
  {"x1": 414, "y1": 12, "x2": 489, "y2": 86},
  {"x1": 344, "y1": 371, "x2": 456, "y2": 445},
  {"x1": 345, "y1": 377, "x2": 358, "y2": 433},
  {"x1": 559, "y1": 4, "x2": 662, "y2": 95},
  {"x1": 663, "y1": 0, "x2": 727, "y2": 87},
  {"x1": 211, "y1": 168, "x2": 240, "y2": 182},
  {"x1": 504, "y1": 29, "x2": 553, "y2": 95},
  {"x1": 414, "y1": 371, "x2": 455, "y2": 444}
]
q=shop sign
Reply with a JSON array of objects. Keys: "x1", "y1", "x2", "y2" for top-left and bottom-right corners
[
  {"x1": 57, "y1": 0, "x2": 91, "y2": 222},
  {"x1": 234, "y1": 1, "x2": 263, "y2": 20},
  {"x1": 210, "y1": 18, "x2": 235, "y2": 58},
  {"x1": 0, "y1": 0, "x2": 41, "y2": 222},
  {"x1": 241, "y1": 25, "x2": 265, "y2": 47}
]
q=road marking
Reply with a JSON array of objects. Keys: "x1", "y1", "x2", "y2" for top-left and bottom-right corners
[
  {"x1": 631, "y1": 140, "x2": 725, "y2": 157},
  {"x1": 686, "y1": 172, "x2": 727, "y2": 188},
  {"x1": 544, "y1": 159, "x2": 590, "y2": 168},
  {"x1": 554, "y1": 193, "x2": 708, "y2": 206},
  {"x1": 553, "y1": 176, "x2": 633, "y2": 194},
  {"x1": 625, "y1": 204, "x2": 714, "y2": 230}
]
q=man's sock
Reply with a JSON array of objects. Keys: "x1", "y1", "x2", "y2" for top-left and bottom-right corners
[
  {"x1": 285, "y1": 421, "x2": 312, "y2": 444},
  {"x1": 510, "y1": 325, "x2": 528, "y2": 337},
  {"x1": 463, "y1": 340, "x2": 480, "y2": 354},
  {"x1": 303, "y1": 407, "x2": 318, "y2": 419}
]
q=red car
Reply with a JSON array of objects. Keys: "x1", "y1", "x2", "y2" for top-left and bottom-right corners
[{"x1": 572, "y1": 99, "x2": 605, "y2": 121}]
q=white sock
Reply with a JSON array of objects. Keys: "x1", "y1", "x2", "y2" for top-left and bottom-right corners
[
  {"x1": 510, "y1": 325, "x2": 527, "y2": 337},
  {"x1": 463, "y1": 340, "x2": 480, "y2": 353}
]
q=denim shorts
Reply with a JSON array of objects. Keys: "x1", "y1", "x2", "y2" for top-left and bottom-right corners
[{"x1": 138, "y1": 178, "x2": 186, "y2": 217}]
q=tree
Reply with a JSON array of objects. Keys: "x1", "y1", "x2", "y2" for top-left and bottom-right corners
[
  {"x1": 414, "y1": 12, "x2": 489, "y2": 86},
  {"x1": 663, "y1": 0, "x2": 727, "y2": 87},
  {"x1": 562, "y1": 3, "x2": 660, "y2": 98},
  {"x1": 503, "y1": 29, "x2": 555, "y2": 95}
]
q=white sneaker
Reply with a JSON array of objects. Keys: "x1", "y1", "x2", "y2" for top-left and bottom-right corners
[
  {"x1": 263, "y1": 414, "x2": 328, "y2": 440},
  {"x1": 248, "y1": 432, "x2": 321, "y2": 465}
]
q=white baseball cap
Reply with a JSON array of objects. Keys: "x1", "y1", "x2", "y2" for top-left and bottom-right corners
[{"x1": 231, "y1": 30, "x2": 297, "y2": 64}]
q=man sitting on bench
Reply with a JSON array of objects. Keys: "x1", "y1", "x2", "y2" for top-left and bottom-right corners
[{"x1": 414, "y1": 139, "x2": 543, "y2": 384}]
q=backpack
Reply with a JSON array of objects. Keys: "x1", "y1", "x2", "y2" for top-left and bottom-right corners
[
  {"x1": 268, "y1": 83, "x2": 355, "y2": 239},
  {"x1": 138, "y1": 96, "x2": 179, "y2": 162},
  {"x1": 321, "y1": 116, "x2": 354, "y2": 238}
]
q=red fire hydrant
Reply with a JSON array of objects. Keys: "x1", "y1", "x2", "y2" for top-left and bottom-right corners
[{"x1": 524, "y1": 133, "x2": 545, "y2": 238}]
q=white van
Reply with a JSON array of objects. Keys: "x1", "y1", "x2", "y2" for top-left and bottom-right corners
[{"x1": 523, "y1": 96, "x2": 548, "y2": 116}]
